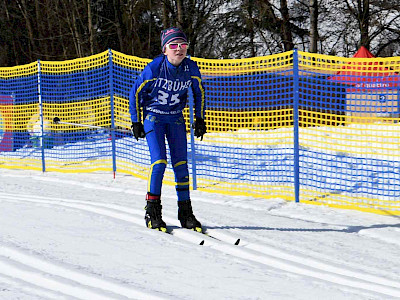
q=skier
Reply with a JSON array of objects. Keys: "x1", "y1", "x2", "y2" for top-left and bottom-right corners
[{"x1": 129, "y1": 27, "x2": 206, "y2": 233}]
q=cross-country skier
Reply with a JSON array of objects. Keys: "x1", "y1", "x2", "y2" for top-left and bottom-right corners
[{"x1": 129, "y1": 27, "x2": 206, "y2": 233}]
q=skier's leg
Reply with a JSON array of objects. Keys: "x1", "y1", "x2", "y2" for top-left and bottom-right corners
[
  {"x1": 144, "y1": 193, "x2": 166, "y2": 232},
  {"x1": 144, "y1": 114, "x2": 167, "y2": 196},
  {"x1": 177, "y1": 200, "x2": 202, "y2": 232},
  {"x1": 166, "y1": 116, "x2": 201, "y2": 232},
  {"x1": 143, "y1": 115, "x2": 167, "y2": 231},
  {"x1": 166, "y1": 116, "x2": 189, "y2": 201}
]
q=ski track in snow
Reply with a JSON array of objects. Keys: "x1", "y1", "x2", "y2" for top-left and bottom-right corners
[
  {"x1": 0, "y1": 214, "x2": 165, "y2": 300},
  {"x1": 0, "y1": 190, "x2": 399, "y2": 299}
]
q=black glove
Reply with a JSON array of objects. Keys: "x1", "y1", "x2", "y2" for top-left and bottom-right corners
[
  {"x1": 193, "y1": 117, "x2": 206, "y2": 141},
  {"x1": 131, "y1": 122, "x2": 145, "y2": 140}
]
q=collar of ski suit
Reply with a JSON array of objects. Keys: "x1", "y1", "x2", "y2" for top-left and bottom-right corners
[{"x1": 164, "y1": 56, "x2": 186, "y2": 71}]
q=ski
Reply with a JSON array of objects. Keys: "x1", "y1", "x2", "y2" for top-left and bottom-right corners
[
  {"x1": 165, "y1": 226, "x2": 205, "y2": 245},
  {"x1": 205, "y1": 233, "x2": 240, "y2": 245},
  {"x1": 200, "y1": 229, "x2": 241, "y2": 245},
  {"x1": 175, "y1": 226, "x2": 241, "y2": 246},
  {"x1": 147, "y1": 225, "x2": 240, "y2": 246},
  {"x1": 202, "y1": 228, "x2": 241, "y2": 245}
]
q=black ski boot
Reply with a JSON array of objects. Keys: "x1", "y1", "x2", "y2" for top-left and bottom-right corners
[
  {"x1": 178, "y1": 200, "x2": 202, "y2": 232},
  {"x1": 145, "y1": 193, "x2": 167, "y2": 232}
]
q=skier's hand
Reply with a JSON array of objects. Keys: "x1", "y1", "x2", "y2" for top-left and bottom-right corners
[
  {"x1": 131, "y1": 122, "x2": 145, "y2": 141},
  {"x1": 193, "y1": 117, "x2": 206, "y2": 141}
]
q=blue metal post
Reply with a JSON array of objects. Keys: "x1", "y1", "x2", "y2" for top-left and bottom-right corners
[
  {"x1": 188, "y1": 88, "x2": 197, "y2": 190},
  {"x1": 109, "y1": 49, "x2": 117, "y2": 176},
  {"x1": 293, "y1": 49, "x2": 300, "y2": 203},
  {"x1": 37, "y1": 59, "x2": 46, "y2": 172}
]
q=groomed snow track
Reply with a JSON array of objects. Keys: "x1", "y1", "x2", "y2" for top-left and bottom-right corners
[{"x1": 0, "y1": 191, "x2": 399, "y2": 299}]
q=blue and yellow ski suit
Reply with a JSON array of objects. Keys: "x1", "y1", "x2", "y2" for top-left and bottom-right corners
[{"x1": 129, "y1": 55, "x2": 205, "y2": 201}]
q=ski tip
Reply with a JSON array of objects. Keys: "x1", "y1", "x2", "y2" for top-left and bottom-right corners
[
  {"x1": 234, "y1": 239, "x2": 240, "y2": 245},
  {"x1": 199, "y1": 240, "x2": 205, "y2": 245},
  {"x1": 53, "y1": 117, "x2": 60, "y2": 124}
]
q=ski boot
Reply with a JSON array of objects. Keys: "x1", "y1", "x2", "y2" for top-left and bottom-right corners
[
  {"x1": 178, "y1": 200, "x2": 202, "y2": 233},
  {"x1": 144, "y1": 193, "x2": 167, "y2": 232}
]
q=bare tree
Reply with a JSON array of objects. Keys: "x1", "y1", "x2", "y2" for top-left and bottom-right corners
[
  {"x1": 1, "y1": 0, "x2": 19, "y2": 65},
  {"x1": 309, "y1": 0, "x2": 318, "y2": 52},
  {"x1": 87, "y1": 0, "x2": 96, "y2": 55},
  {"x1": 1, "y1": 0, "x2": 400, "y2": 66},
  {"x1": 16, "y1": 0, "x2": 35, "y2": 61},
  {"x1": 160, "y1": 0, "x2": 225, "y2": 57},
  {"x1": 176, "y1": 0, "x2": 184, "y2": 27},
  {"x1": 280, "y1": 0, "x2": 294, "y2": 51},
  {"x1": 357, "y1": 0, "x2": 370, "y2": 48}
]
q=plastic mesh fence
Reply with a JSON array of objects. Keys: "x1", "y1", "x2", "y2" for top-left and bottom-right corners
[
  {"x1": 40, "y1": 51, "x2": 113, "y2": 172},
  {"x1": 191, "y1": 52, "x2": 295, "y2": 200},
  {"x1": 0, "y1": 50, "x2": 399, "y2": 215},
  {"x1": 0, "y1": 62, "x2": 41, "y2": 170},
  {"x1": 298, "y1": 51, "x2": 400, "y2": 214}
]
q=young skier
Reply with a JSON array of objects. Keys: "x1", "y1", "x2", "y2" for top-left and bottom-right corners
[{"x1": 129, "y1": 27, "x2": 206, "y2": 233}]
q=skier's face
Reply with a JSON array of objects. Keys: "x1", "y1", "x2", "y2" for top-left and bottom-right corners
[{"x1": 164, "y1": 39, "x2": 188, "y2": 66}]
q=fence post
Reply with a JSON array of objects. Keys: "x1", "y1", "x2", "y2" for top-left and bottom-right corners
[
  {"x1": 37, "y1": 59, "x2": 46, "y2": 172},
  {"x1": 293, "y1": 49, "x2": 300, "y2": 203},
  {"x1": 188, "y1": 88, "x2": 197, "y2": 190},
  {"x1": 108, "y1": 49, "x2": 117, "y2": 177}
]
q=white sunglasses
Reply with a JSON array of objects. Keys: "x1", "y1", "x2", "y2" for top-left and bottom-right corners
[{"x1": 166, "y1": 42, "x2": 189, "y2": 50}]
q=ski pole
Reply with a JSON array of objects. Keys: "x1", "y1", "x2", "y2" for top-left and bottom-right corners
[{"x1": 53, "y1": 117, "x2": 132, "y2": 134}]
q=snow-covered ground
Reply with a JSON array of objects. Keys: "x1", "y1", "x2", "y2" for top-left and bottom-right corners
[{"x1": 0, "y1": 168, "x2": 399, "y2": 299}]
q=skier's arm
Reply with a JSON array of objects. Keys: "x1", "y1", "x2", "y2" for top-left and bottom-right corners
[
  {"x1": 129, "y1": 66, "x2": 155, "y2": 123},
  {"x1": 190, "y1": 60, "x2": 206, "y2": 140},
  {"x1": 190, "y1": 61, "x2": 206, "y2": 119}
]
